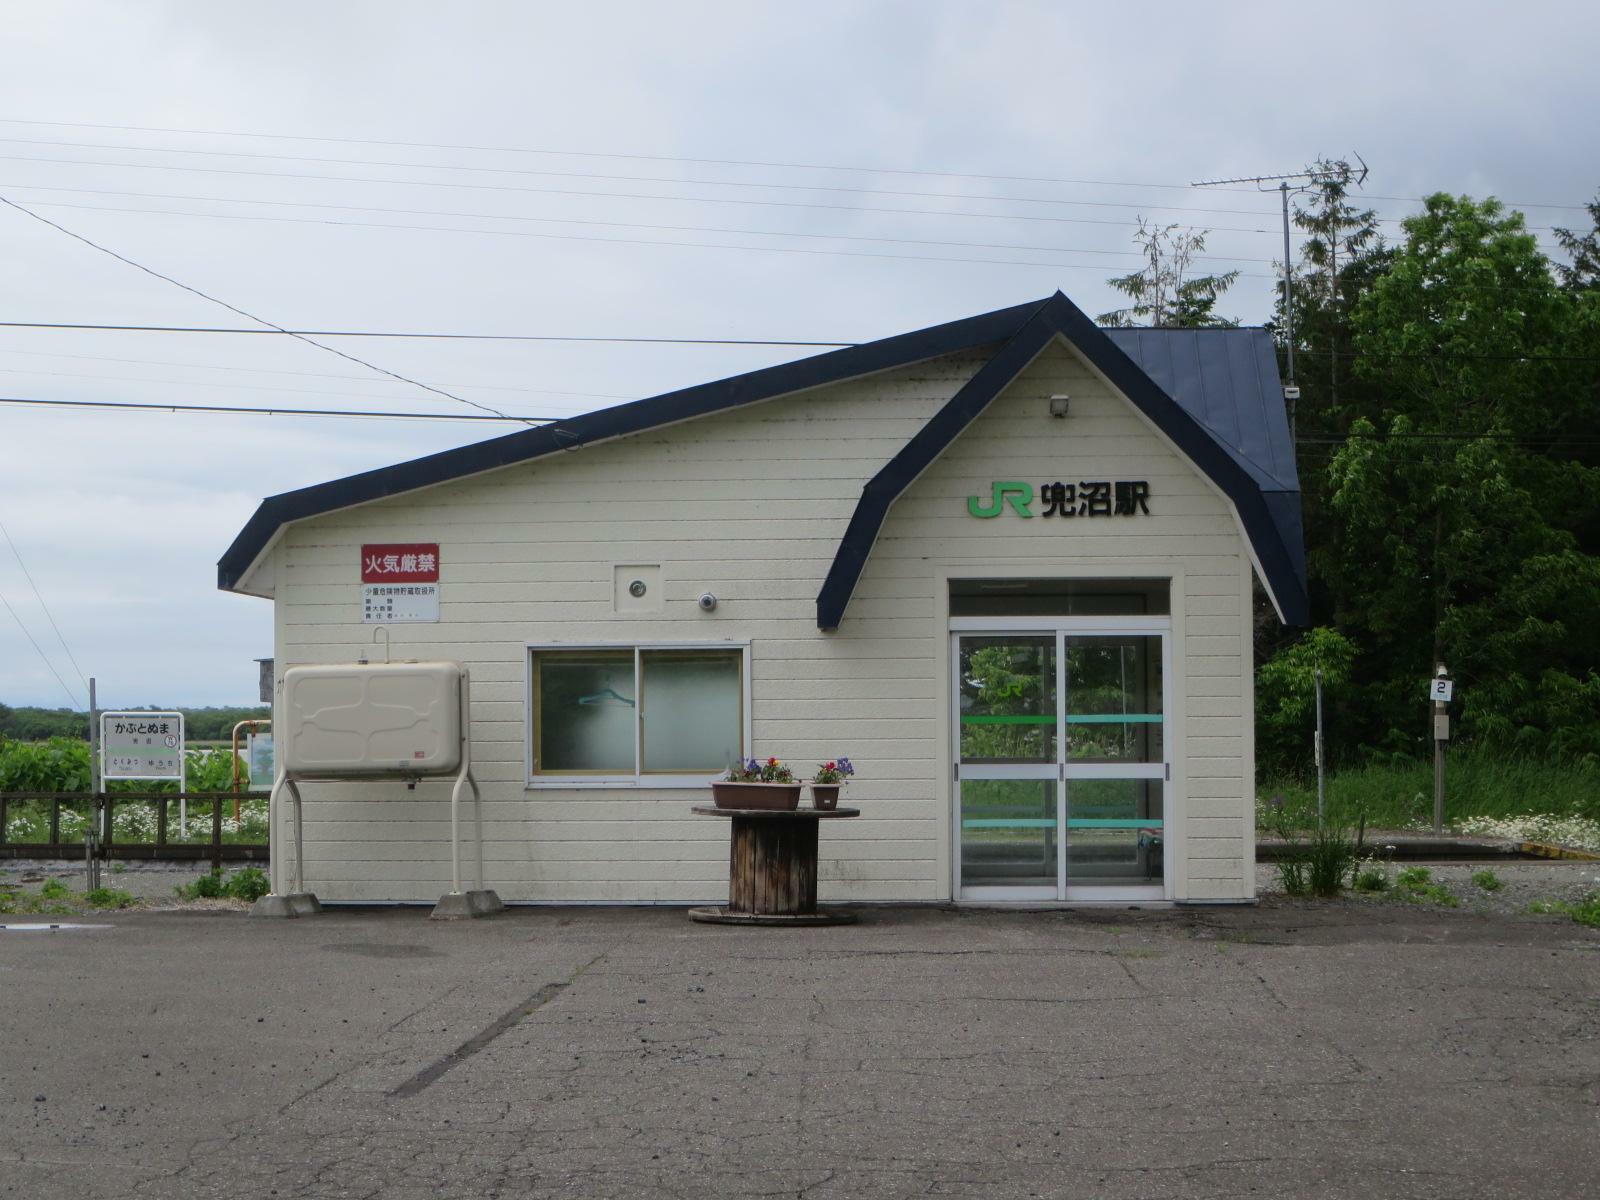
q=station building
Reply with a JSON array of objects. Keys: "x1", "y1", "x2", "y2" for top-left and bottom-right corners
[{"x1": 219, "y1": 291, "x2": 1305, "y2": 905}]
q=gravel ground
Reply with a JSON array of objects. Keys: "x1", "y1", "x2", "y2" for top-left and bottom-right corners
[
  {"x1": 0, "y1": 859, "x2": 239, "y2": 907},
  {"x1": 7, "y1": 857, "x2": 1598, "y2": 916},
  {"x1": 1256, "y1": 858, "x2": 1600, "y2": 918}
]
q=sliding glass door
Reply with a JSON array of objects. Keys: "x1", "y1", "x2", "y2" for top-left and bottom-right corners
[{"x1": 954, "y1": 624, "x2": 1168, "y2": 900}]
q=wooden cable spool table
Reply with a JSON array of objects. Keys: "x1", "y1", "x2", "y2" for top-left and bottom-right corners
[{"x1": 688, "y1": 805, "x2": 861, "y2": 925}]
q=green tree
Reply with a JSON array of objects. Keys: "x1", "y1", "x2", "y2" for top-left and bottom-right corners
[
  {"x1": 1280, "y1": 159, "x2": 1393, "y2": 418},
  {"x1": 1318, "y1": 194, "x2": 1600, "y2": 758},
  {"x1": 1099, "y1": 219, "x2": 1239, "y2": 328},
  {"x1": 1553, "y1": 193, "x2": 1600, "y2": 292},
  {"x1": 1256, "y1": 627, "x2": 1357, "y2": 770}
]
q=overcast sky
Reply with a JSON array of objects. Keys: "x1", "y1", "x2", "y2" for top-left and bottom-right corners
[{"x1": 1, "y1": 0, "x2": 1596, "y2": 710}]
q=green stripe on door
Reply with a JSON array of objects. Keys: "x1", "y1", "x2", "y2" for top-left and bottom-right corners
[{"x1": 961, "y1": 818, "x2": 1163, "y2": 830}]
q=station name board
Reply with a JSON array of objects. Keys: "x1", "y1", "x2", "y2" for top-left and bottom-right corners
[{"x1": 968, "y1": 480, "x2": 1151, "y2": 519}]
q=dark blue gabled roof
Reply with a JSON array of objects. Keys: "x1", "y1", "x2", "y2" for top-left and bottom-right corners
[
  {"x1": 219, "y1": 292, "x2": 1305, "y2": 626},
  {"x1": 1104, "y1": 327, "x2": 1297, "y2": 492}
]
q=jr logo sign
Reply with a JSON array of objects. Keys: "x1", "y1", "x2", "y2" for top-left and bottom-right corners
[
  {"x1": 967, "y1": 479, "x2": 1153, "y2": 519},
  {"x1": 967, "y1": 481, "x2": 1034, "y2": 518}
]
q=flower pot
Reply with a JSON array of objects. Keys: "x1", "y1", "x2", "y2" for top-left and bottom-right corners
[
  {"x1": 809, "y1": 783, "x2": 841, "y2": 811},
  {"x1": 710, "y1": 780, "x2": 803, "y2": 811}
]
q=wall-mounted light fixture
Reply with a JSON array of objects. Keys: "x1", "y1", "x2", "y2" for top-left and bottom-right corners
[{"x1": 1048, "y1": 394, "x2": 1070, "y2": 418}]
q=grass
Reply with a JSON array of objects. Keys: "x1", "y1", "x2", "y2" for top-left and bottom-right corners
[
  {"x1": 0, "y1": 880, "x2": 141, "y2": 915},
  {"x1": 1259, "y1": 751, "x2": 1599, "y2": 831},
  {"x1": 1395, "y1": 866, "x2": 1460, "y2": 907},
  {"x1": 1529, "y1": 893, "x2": 1600, "y2": 929}
]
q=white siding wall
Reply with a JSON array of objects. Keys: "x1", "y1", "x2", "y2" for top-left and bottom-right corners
[{"x1": 269, "y1": 336, "x2": 1255, "y2": 903}]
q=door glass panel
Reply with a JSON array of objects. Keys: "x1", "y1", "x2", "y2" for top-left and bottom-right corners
[
  {"x1": 1065, "y1": 780, "x2": 1164, "y2": 884},
  {"x1": 957, "y1": 636, "x2": 1056, "y2": 763},
  {"x1": 1064, "y1": 637, "x2": 1163, "y2": 763},
  {"x1": 959, "y1": 778, "x2": 1057, "y2": 887}
]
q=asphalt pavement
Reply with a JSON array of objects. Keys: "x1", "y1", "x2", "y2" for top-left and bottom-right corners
[{"x1": 2, "y1": 900, "x2": 1598, "y2": 1199}]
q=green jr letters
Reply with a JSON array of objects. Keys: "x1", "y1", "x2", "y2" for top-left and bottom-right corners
[{"x1": 967, "y1": 481, "x2": 1034, "y2": 518}]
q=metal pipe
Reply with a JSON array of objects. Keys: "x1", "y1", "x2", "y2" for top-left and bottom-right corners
[
  {"x1": 229, "y1": 719, "x2": 270, "y2": 822},
  {"x1": 292, "y1": 780, "x2": 305, "y2": 896}
]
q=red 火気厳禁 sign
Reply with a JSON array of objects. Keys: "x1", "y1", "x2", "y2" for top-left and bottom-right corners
[
  {"x1": 360, "y1": 544, "x2": 441, "y2": 623},
  {"x1": 360, "y1": 543, "x2": 440, "y2": 583}
]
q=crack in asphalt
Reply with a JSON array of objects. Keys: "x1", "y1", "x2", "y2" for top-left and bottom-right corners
[{"x1": 388, "y1": 951, "x2": 606, "y2": 1100}]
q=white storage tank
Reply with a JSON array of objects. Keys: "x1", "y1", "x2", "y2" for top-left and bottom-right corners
[{"x1": 280, "y1": 661, "x2": 463, "y2": 775}]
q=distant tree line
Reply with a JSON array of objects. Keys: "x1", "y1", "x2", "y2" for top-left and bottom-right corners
[
  {"x1": 0, "y1": 704, "x2": 271, "y2": 743},
  {"x1": 1104, "y1": 164, "x2": 1600, "y2": 773}
]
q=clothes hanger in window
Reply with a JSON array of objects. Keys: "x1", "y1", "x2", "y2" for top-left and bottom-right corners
[{"x1": 577, "y1": 687, "x2": 635, "y2": 707}]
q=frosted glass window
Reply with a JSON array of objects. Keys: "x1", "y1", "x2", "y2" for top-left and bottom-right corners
[
  {"x1": 641, "y1": 650, "x2": 743, "y2": 773},
  {"x1": 530, "y1": 646, "x2": 746, "y2": 778},
  {"x1": 533, "y1": 650, "x2": 635, "y2": 773}
]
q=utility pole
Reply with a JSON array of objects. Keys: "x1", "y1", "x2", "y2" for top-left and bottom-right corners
[
  {"x1": 1430, "y1": 666, "x2": 1453, "y2": 835},
  {"x1": 1314, "y1": 667, "x2": 1326, "y2": 822},
  {"x1": 87, "y1": 676, "x2": 100, "y2": 889},
  {"x1": 1191, "y1": 158, "x2": 1367, "y2": 439}
]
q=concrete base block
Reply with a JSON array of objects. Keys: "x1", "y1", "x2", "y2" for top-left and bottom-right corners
[
  {"x1": 249, "y1": 892, "x2": 322, "y2": 919},
  {"x1": 431, "y1": 889, "x2": 504, "y2": 920}
]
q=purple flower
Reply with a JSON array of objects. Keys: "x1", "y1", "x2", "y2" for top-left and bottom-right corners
[{"x1": 837, "y1": 757, "x2": 855, "y2": 777}]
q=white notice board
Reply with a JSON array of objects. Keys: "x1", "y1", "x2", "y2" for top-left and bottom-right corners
[{"x1": 362, "y1": 583, "x2": 440, "y2": 623}]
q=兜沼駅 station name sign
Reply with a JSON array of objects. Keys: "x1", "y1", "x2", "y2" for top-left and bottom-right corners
[{"x1": 968, "y1": 480, "x2": 1151, "y2": 519}]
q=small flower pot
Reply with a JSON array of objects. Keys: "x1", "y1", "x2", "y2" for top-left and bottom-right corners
[
  {"x1": 809, "y1": 783, "x2": 841, "y2": 811},
  {"x1": 710, "y1": 781, "x2": 802, "y2": 811}
]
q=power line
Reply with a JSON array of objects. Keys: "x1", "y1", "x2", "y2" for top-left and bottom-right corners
[
  {"x1": 0, "y1": 119, "x2": 1305, "y2": 194},
  {"x1": 0, "y1": 137, "x2": 1318, "y2": 220},
  {"x1": 1, "y1": 117, "x2": 1591, "y2": 212},
  {"x1": 0, "y1": 346, "x2": 634, "y2": 399},
  {"x1": 0, "y1": 196, "x2": 1351, "y2": 280},
  {"x1": 0, "y1": 584, "x2": 84, "y2": 709},
  {"x1": 0, "y1": 363, "x2": 602, "y2": 406},
  {"x1": 11, "y1": 198, "x2": 1575, "y2": 293},
  {"x1": 0, "y1": 181, "x2": 1298, "y2": 261},
  {"x1": 1298, "y1": 432, "x2": 1600, "y2": 445},
  {"x1": 0, "y1": 150, "x2": 1302, "y2": 232},
  {"x1": 11, "y1": 395, "x2": 1598, "y2": 434},
  {"x1": 0, "y1": 395, "x2": 557, "y2": 421},
  {"x1": 0, "y1": 193, "x2": 524, "y2": 423},
  {"x1": 0, "y1": 515, "x2": 88, "y2": 695},
  {"x1": 0, "y1": 321, "x2": 856, "y2": 346}
]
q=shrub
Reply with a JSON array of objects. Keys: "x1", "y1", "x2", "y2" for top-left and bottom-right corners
[
  {"x1": 224, "y1": 867, "x2": 270, "y2": 902},
  {"x1": 1396, "y1": 866, "x2": 1432, "y2": 889},
  {"x1": 1268, "y1": 792, "x2": 1365, "y2": 897},
  {"x1": 176, "y1": 871, "x2": 226, "y2": 900},
  {"x1": 39, "y1": 878, "x2": 70, "y2": 900},
  {"x1": 176, "y1": 867, "x2": 269, "y2": 902},
  {"x1": 84, "y1": 887, "x2": 136, "y2": 909},
  {"x1": 1354, "y1": 865, "x2": 1390, "y2": 892},
  {"x1": 1471, "y1": 869, "x2": 1504, "y2": 892}
]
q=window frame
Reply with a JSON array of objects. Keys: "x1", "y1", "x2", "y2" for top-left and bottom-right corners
[{"x1": 524, "y1": 641, "x2": 752, "y2": 789}]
